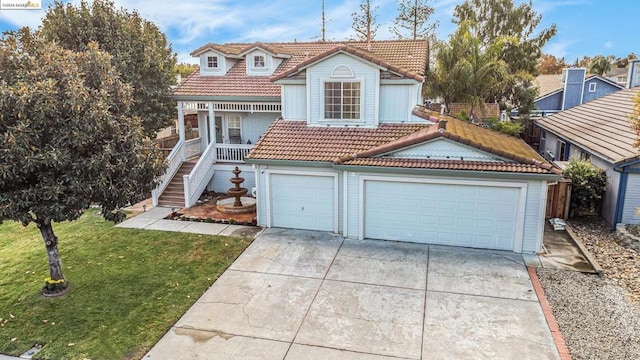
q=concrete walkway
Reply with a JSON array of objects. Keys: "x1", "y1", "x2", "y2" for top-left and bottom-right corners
[
  {"x1": 144, "y1": 228, "x2": 561, "y2": 360},
  {"x1": 116, "y1": 206, "x2": 261, "y2": 238}
]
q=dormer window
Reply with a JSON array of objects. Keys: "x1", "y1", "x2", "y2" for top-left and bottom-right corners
[
  {"x1": 207, "y1": 55, "x2": 219, "y2": 68},
  {"x1": 253, "y1": 55, "x2": 265, "y2": 68}
]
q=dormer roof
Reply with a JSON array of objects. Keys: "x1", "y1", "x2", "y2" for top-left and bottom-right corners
[
  {"x1": 270, "y1": 44, "x2": 424, "y2": 82},
  {"x1": 190, "y1": 43, "x2": 243, "y2": 57},
  {"x1": 238, "y1": 42, "x2": 292, "y2": 58}
]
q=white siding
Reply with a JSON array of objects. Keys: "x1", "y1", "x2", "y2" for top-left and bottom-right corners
[
  {"x1": 199, "y1": 51, "x2": 227, "y2": 76},
  {"x1": 540, "y1": 131, "x2": 559, "y2": 160},
  {"x1": 282, "y1": 85, "x2": 307, "y2": 120},
  {"x1": 379, "y1": 85, "x2": 411, "y2": 122},
  {"x1": 201, "y1": 111, "x2": 277, "y2": 145},
  {"x1": 591, "y1": 155, "x2": 618, "y2": 225},
  {"x1": 245, "y1": 50, "x2": 273, "y2": 76},
  {"x1": 386, "y1": 138, "x2": 501, "y2": 162},
  {"x1": 621, "y1": 173, "x2": 640, "y2": 224},
  {"x1": 306, "y1": 53, "x2": 379, "y2": 126},
  {"x1": 242, "y1": 113, "x2": 278, "y2": 145},
  {"x1": 522, "y1": 180, "x2": 545, "y2": 253},
  {"x1": 208, "y1": 165, "x2": 255, "y2": 194}
]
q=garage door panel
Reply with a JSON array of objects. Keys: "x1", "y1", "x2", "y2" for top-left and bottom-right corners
[
  {"x1": 364, "y1": 180, "x2": 520, "y2": 250},
  {"x1": 270, "y1": 174, "x2": 334, "y2": 232}
]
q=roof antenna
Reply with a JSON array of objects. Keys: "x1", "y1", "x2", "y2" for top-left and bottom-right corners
[{"x1": 321, "y1": 0, "x2": 326, "y2": 41}]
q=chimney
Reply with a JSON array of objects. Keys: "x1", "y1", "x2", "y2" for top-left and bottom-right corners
[
  {"x1": 438, "y1": 120, "x2": 447, "y2": 130},
  {"x1": 561, "y1": 68, "x2": 586, "y2": 110},
  {"x1": 628, "y1": 59, "x2": 640, "y2": 88}
]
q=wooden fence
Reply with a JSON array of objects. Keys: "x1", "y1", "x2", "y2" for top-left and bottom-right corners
[{"x1": 546, "y1": 179, "x2": 572, "y2": 219}]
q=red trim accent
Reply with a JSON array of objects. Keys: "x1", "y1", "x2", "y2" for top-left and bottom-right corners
[{"x1": 527, "y1": 267, "x2": 572, "y2": 360}]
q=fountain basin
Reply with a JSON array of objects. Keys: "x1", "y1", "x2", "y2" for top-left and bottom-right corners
[{"x1": 216, "y1": 197, "x2": 256, "y2": 214}]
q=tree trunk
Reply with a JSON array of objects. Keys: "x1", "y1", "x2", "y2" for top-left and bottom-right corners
[{"x1": 37, "y1": 217, "x2": 66, "y2": 283}]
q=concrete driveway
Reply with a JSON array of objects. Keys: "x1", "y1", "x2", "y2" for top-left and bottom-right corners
[{"x1": 145, "y1": 228, "x2": 560, "y2": 360}]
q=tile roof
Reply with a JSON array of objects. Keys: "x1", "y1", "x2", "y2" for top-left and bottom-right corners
[
  {"x1": 535, "y1": 74, "x2": 564, "y2": 97},
  {"x1": 536, "y1": 87, "x2": 640, "y2": 165},
  {"x1": 535, "y1": 73, "x2": 623, "y2": 99},
  {"x1": 190, "y1": 43, "x2": 242, "y2": 57},
  {"x1": 342, "y1": 158, "x2": 555, "y2": 174},
  {"x1": 238, "y1": 42, "x2": 292, "y2": 57},
  {"x1": 271, "y1": 44, "x2": 424, "y2": 82},
  {"x1": 173, "y1": 60, "x2": 281, "y2": 98},
  {"x1": 247, "y1": 107, "x2": 559, "y2": 175},
  {"x1": 246, "y1": 121, "x2": 428, "y2": 162},
  {"x1": 174, "y1": 40, "x2": 428, "y2": 99}
]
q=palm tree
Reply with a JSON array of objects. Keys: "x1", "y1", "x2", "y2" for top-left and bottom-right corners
[
  {"x1": 589, "y1": 56, "x2": 612, "y2": 76},
  {"x1": 425, "y1": 21, "x2": 508, "y2": 118}
]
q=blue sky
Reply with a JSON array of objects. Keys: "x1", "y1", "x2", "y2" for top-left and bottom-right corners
[{"x1": 0, "y1": 0, "x2": 637, "y2": 64}]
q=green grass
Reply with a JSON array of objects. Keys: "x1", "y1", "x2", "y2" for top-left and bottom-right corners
[{"x1": 0, "y1": 210, "x2": 252, "y2": 359}]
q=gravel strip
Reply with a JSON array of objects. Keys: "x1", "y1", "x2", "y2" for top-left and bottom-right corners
[
  {"x1": 537, "y1": 216, "x2": 640, "y2": 359},
  {"x1": 537, "y1": 268, "x2": 640, "y2": 360},
  {"x1": 570, "y1": 218, "x2": 640, "y2": 303}
]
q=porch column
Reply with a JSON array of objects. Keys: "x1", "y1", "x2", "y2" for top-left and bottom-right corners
[
  {"x1": 177, "y1": 101, "x2": 185, "y2": 142},
  {"x1": 208, "y1": 102, "x2": 215, "y2": 144}
]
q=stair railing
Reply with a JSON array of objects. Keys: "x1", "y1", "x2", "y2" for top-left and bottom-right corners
[
  {"x1": 183, "y1": 141, "x2": 217, "y2": 207},
  {"x1": 152, "y1": 140, "x2": 185, "y2": 206}
]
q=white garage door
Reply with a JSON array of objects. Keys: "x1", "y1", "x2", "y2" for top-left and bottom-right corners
[
  {"x1": 364, "y1": 180, "x2": 522, "y2": 250},
  {"x1": 270, "y1": 173, "x2": 335, "y2": 231}
]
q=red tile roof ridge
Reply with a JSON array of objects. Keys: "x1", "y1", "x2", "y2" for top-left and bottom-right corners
[{"x1": 271, "y1": 43, "x2": 424, "y2": 82}]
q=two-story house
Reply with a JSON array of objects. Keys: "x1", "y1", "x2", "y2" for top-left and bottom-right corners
[
  {"x1": 153, "y1": 39, "x2": 561, "y2": 253},
  {"x1": 536, "y1": 61, "x2": 640, "y2": 227}
]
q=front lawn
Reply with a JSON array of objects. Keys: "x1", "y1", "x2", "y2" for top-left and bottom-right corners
[{"x1": 0, "y1": 210, "x2": 252, "y2": 359}]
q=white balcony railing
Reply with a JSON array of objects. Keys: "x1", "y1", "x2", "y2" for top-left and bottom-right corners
[
  {"x1": 216, "y1": 143, "x2": 253, "y2": 163},
  {"x1": 183, "y1": 141, "x2": 217, "y2": 207},
  {"x1": 152, "y1": 139, "x2": 185, "y2": 206},
  {"x1": 181, "y1": 101, "x2": 281, "y2": 113}
]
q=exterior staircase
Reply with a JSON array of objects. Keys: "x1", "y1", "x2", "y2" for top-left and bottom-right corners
[{"x1": 157, "y1": 158, "x2": 199, "y2": 207}]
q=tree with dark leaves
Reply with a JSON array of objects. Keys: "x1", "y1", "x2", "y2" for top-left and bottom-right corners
[
  {"x1": 41, "y1": 0, "x2": 177, "y2": 137},
  {"x1": 0, "y1": 29, "x2": 165, "y2": 295}
]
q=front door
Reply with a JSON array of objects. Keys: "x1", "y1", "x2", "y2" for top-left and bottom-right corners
[{"x1": 215, "y1": 116, "x2": 223, "y2": 143}]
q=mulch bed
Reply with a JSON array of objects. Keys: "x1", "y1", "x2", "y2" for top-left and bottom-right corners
[{"x1": 165, "y1": 191, "x2": 257, "y2": 226}]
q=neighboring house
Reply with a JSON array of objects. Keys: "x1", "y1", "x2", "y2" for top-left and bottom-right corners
[
  {"x1": 152, "y1": 40, "x2": 430, "y2": 207},
  {"x1": 531, "y1": 68, "x2": 624, "y2": 117},
  {"x1": 520, "y1": 68, "x2": 625, "y2": 146},
  {"x1": 607, "y1": 67, "x2": 629, "y2": 87},
  {"x1": 536, "y1": 87, "x2": 640, "y2": 227}
]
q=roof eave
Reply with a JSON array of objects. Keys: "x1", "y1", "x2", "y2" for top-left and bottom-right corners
[{"x1": 331, "y1": 164, "x2": 562, "y2": 180}]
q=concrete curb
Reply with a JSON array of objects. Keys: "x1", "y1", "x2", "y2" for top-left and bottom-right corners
[
  {"x1": 528, "y1": 267, "x2": 572, "y2": 360},
  {"x1": 565, "y1": 225, "x2": 604, "y2": 276}
]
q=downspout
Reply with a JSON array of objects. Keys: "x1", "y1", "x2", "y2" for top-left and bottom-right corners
[{"x1": 613, "y1": 166, "x2": 628, "y2": 230}]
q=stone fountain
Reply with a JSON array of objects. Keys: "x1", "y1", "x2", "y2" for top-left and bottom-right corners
[{"x1": 216, "y1": 167, "x2": 256, "y2": 214}]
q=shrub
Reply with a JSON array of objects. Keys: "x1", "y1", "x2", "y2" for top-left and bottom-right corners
[
  {"x1": 455, "y1": 110, "x2": 470, "y2": 121},
  {"x1": 563, "y1": 158, "x2": 607, "y2": 216},
  {"x1": 486, "y1": 118, "x2": 523, "y2": 136}
]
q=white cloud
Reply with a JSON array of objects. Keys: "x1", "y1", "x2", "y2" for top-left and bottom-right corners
[
  {"x1": 544, "y1": 39, "x2": 577, "y2": 59},
  {"x1": 604, "y1": 41, "x2": 613, "y2": 49},
  {"x1": 176, "y1": 51, "x2": 197, "y2": 64},
  {"x1": 0, "y1": 8, "x2": 46, "y2": 29},
  {"x1": 534, "y1": 0, "x2": 587, "y2": 14}
]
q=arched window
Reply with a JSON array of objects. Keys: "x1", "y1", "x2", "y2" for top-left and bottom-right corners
[{"x1": 331, "y1": 65, "x2": 354, "y2": 78}]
